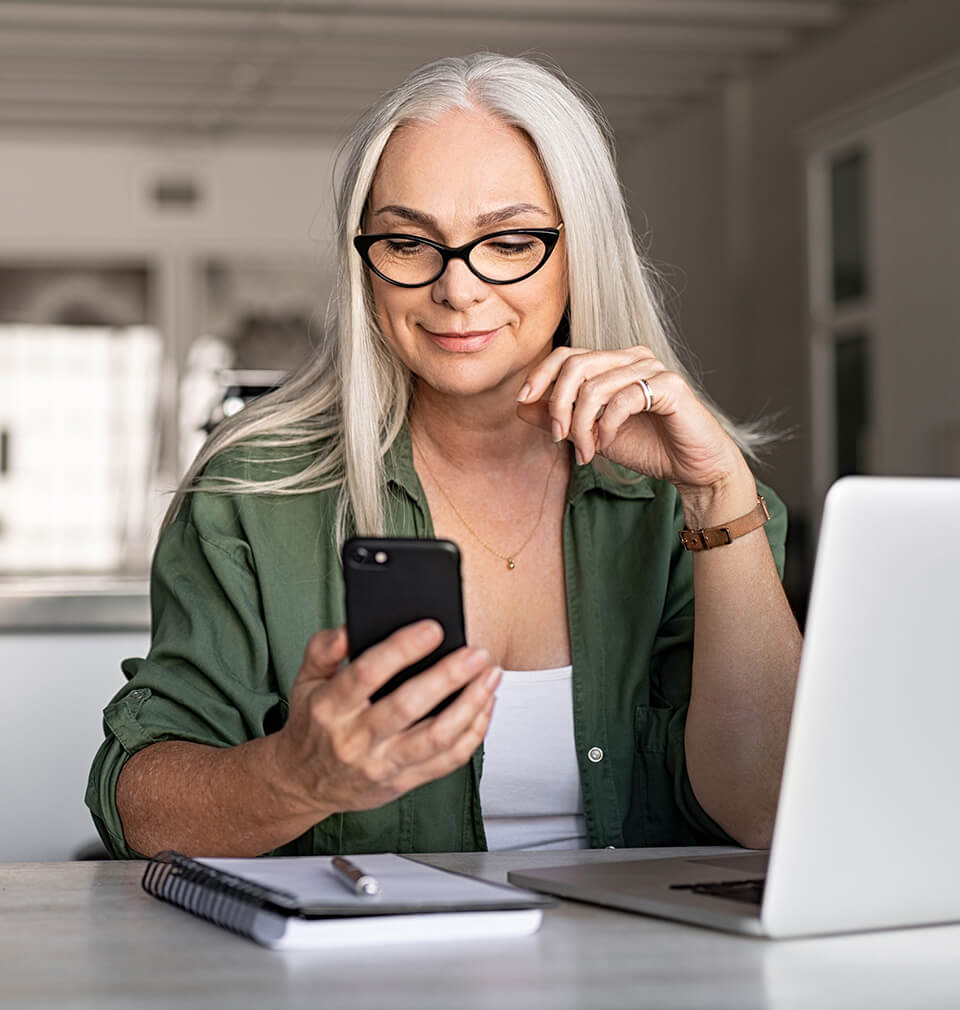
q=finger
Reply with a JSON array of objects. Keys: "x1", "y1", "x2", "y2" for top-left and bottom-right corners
[
  {"x1": 516, "y1": 347, "x2": 590, "y2": 421},
  {"x1": 569, "y1": 359, "x2": 666, "y2": 462},
  {"x1": 388, "y1": 662, "x2": 501, "y2": 765},
  {"x1": 297, "y1": 627, "x2": 349, "y2": 683},
  {"x1": 365, "y1": 645, "x2": 499, "y2": 739},
  {"x1": 515, "y1": 397, "x2": 554, "y2": 434},
  {"x1": 547, "y1": 352, "x2": 622, "y2": 444},
  {"x1": 595, "y1": 369, "x2": 686, "y2": 453},
  {"x1": 592, "y1": 380, "x2": 655, "y2": 457},
  {"x1": 549, "y1": 348, "x2": 659, "y2": 442},
  {"x1": 328, "y1": 619, "x2": 445, "y2": 709},
  {"x1": 389, "y1": 693, "x2": 497, "y2": 793}
]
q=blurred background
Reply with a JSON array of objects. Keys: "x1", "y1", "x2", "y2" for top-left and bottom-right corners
[{"x1": 0, "y1": 0, "x2": 958, "y2": 859}]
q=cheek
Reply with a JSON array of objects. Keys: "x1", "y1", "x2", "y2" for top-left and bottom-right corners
[
  {"x1": 371, "y1": 283, "x2": 414, "y2": 341},
  {"x1": 516, "y1": 275, "x2": 567, "y2": 333},
  {"x1": 527, "y1": 250, "x2": 568, "y2": 319},
  {"x1": 370, "y1": 287, "x2": 431, "y2": 373}
]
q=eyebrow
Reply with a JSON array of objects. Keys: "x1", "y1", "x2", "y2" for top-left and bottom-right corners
[{"x1": 371, "y1": 202, "x2": 551, "y2": 230}]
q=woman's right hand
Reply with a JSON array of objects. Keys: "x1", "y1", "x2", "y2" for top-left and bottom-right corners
[{"x1": 270, "y1": 621, "x2": 500, "y2": 820}]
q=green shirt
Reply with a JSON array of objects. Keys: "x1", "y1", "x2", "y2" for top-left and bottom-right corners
[{"x1": 86, "y1": 426, "x2": 787, "y2": 858}]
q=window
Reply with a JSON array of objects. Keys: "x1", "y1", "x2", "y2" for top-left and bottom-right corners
[
  {"x1": 830, "y1": 150, "x2": 869, "y2": 304},
  {"x1": 0, "y1": 256, "x2": 323, "y2": 576},
  {"x1": 0, "y1": 264, "x2": 162, "y2": 574},
  {"x1": 832, "y1": 330, "x2": 870, "y2": 478},
  {"x1": 827, "y1": 148, "x2": 872, "y2": 479}
]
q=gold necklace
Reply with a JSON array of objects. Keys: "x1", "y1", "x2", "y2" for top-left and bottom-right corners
[{"x1": 415, "y1": 441, "x2": 562, "y2": 570}]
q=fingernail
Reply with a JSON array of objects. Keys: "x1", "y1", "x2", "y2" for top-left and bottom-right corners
[
  {"x1": 575, "y1": 448, "x2": 584, "y2": 466},
  {"x1": 551, "y1": 419, "x2": 563, "y2": 442},
  {"x1": 418, "y1": 619, "x2": 443, "y2": 642},
  {"x1": 517, "y1": 383, "x2": 531, "y2": 403},
  {"x1": 469, "y1": 647, "x2": 491, "y2": 669},
  {"x1": 484, "y1": 666, "x2": 503, "y2": 690}
]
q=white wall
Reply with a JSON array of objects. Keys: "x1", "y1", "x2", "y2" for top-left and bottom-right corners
[
  {"x1": 0, "y1": 631, "x2": 150, "y2": 861},
  {"x1": 0, "y1": 137, "x2": 338, "y2": 254},
  {"x1": 620, "y1": 0, "x2": 960, "y2": 518}
]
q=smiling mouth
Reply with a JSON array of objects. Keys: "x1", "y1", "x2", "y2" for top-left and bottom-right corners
[
  {"x1": 420, "y1": 325, "x2": 502, "y2": 353},
  {"x1": 424, "y1": 328, "x2": 499, "y2": 338}
]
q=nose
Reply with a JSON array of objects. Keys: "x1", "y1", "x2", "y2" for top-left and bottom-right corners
[{"x1": 430, "y1": 256, "x2": 488, "y2": 311}]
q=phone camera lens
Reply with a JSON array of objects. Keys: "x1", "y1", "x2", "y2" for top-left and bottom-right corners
[{"x1": 353, "y1": 547, "x2": 369, "y2": 563}]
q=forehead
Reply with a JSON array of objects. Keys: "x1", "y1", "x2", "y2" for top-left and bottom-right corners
[{"x1": 369, "y1": 107, "x2": 556, "y2": 219}]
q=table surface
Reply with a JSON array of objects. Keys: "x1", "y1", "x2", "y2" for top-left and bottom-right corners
[{"x1": 3, "y1": 847, "x2": 960, "y2": 1010}]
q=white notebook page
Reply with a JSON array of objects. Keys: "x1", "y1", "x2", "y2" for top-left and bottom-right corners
[{"x1": 198, "y1": 853, "x2": 534, "y2": 911}]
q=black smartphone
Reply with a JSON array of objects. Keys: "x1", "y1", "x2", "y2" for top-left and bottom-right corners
[{"x1": 342, "y1": 536, "x2": 467, "y2": 716}]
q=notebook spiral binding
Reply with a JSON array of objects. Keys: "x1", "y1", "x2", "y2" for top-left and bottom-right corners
[{"x1": 142, "y1": 851, "x2": 297, "y2": 939}]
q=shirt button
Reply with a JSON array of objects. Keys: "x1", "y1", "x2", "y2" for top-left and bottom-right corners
[{"x1": 587, "y1": 746, "x2": 604, "y2": 763}]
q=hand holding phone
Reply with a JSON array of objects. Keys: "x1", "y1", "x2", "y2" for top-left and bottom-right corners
[{"x1": 270, "y1": 540, "x2": 499, "y2": 821}]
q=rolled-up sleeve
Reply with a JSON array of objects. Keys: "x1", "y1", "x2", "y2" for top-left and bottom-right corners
[{"x1": 85, "y1": 494, "x2": 284, "y2": 859}]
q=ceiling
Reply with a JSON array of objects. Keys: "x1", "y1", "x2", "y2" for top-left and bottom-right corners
[{"x1": 0, "y1": 0, "x2": 890, "y2": 145}]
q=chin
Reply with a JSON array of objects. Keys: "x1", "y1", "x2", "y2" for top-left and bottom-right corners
[{"x1": 413, "y1": 358, "x2": 514, "y2": 399}]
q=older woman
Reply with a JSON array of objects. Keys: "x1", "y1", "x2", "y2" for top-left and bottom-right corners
[{"x1": 87, "y1": 53, "x2": 802, "y2": 860}]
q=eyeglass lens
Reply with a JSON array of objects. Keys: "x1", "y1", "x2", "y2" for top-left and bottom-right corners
[{"x1": 367, "y1": 233, "x2": 550, "y2": 285}]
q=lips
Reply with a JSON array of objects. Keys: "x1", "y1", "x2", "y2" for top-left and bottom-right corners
[
  {"x1": 426, "y1": 327, "x2": 499, "y2": 338},
  {"x1": 421, "y1": 325, "x2": 501, "y2": 353}
]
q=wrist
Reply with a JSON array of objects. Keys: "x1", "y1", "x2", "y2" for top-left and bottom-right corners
[
  {"x1": 676, "y1": 464, "x2": 757, "y2": 531},
  {"x1": 251, "y1": 731, "x2": 335, "y2": 826}
]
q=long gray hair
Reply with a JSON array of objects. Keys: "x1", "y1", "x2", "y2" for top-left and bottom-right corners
[{"x1": 165, "y1": 52, "x2": 767, "y2": 539}]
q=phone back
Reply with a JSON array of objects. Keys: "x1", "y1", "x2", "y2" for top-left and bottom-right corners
[{"x1": 343, "y1": 537, "x2": 466, "y2": 708}]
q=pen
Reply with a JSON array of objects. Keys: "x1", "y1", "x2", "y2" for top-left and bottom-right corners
[{"x1": 331, "y1": 856, "x2": 382, "y2": 898}]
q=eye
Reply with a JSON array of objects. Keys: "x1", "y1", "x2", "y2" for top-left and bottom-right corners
[
  {"x1": 385, "y1": 238, "x2": 427, "y2": 256},
  {"x1": 487, "y1": 239, "x2": 537, "y2": 256}
]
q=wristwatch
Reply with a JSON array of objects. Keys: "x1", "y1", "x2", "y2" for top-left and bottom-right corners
[{"x1": 679, "y1": 495, "x2": 770, "y2": 551}]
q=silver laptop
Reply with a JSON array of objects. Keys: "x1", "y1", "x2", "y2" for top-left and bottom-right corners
[{"x1": 510, "y1": 477, "x2": 960, "y2": 938}]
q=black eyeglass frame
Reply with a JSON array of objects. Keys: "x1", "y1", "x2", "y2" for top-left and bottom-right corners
[{"x1": 352, "y1": 225, "x2": 564, "y2": 288}]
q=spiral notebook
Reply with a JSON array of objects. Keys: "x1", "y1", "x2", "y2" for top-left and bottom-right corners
[{"x1": 141, "y1": 851, "x2": 549, "y2": 949}]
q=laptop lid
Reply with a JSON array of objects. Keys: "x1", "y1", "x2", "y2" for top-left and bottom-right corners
[{"x1": 762, "y1": 476, "x2": 960, "y2": 936}]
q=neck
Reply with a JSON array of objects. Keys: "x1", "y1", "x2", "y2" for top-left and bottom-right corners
[{"x1": 409, "y1": 379, "x2": 553, "y2": 471}]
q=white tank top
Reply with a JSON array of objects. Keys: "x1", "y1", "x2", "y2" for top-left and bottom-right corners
[{"x1": 479, "y1": 664, "x2": 589, "y2": 851}]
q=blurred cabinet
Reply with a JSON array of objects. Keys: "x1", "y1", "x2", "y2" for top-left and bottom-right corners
[{"x1": 0, "y1": 629, "x2": 149, "y2": 861}]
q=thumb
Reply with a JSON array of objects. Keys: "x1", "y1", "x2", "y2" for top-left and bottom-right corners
[{"x1": 298, "y1": 626, "x2": 349, "y2": 682}]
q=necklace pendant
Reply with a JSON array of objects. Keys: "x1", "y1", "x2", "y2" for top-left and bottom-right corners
[{"x1": 506, "y1": 558, "x2": 516, "y2": 570}]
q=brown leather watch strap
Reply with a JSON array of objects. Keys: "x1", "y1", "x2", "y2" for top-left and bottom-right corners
[{"x1": 679, "y1": 495, "x2": 770, "y2": 551}]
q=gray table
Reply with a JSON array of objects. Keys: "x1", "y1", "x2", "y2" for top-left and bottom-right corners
[{"x1": 3, "y1": 848, "x2": 960, "y2": 1010}]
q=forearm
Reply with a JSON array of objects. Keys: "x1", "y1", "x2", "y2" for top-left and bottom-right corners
[
  {"x1": 115, "y1": 737, "x2": 331, "y2": 858},
  {"x1": 681, "y1": 469, "x2": 803, "y2": 848}
]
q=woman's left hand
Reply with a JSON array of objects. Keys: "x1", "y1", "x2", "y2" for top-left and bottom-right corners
[{"x1": 516, "y1": 345, "x2": 749, "y2": 495}]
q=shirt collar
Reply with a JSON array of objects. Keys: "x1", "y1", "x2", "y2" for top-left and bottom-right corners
[
  {"x1": 384, "y1": 421, "x2": 420, "y2": 495},
  {"x1": 564, "y1": 453, "x2": 657, "y2": 503}
]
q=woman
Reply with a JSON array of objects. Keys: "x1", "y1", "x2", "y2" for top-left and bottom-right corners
[{"x1": 87, "y1": 53, "x2": 802, "y2": 859}]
